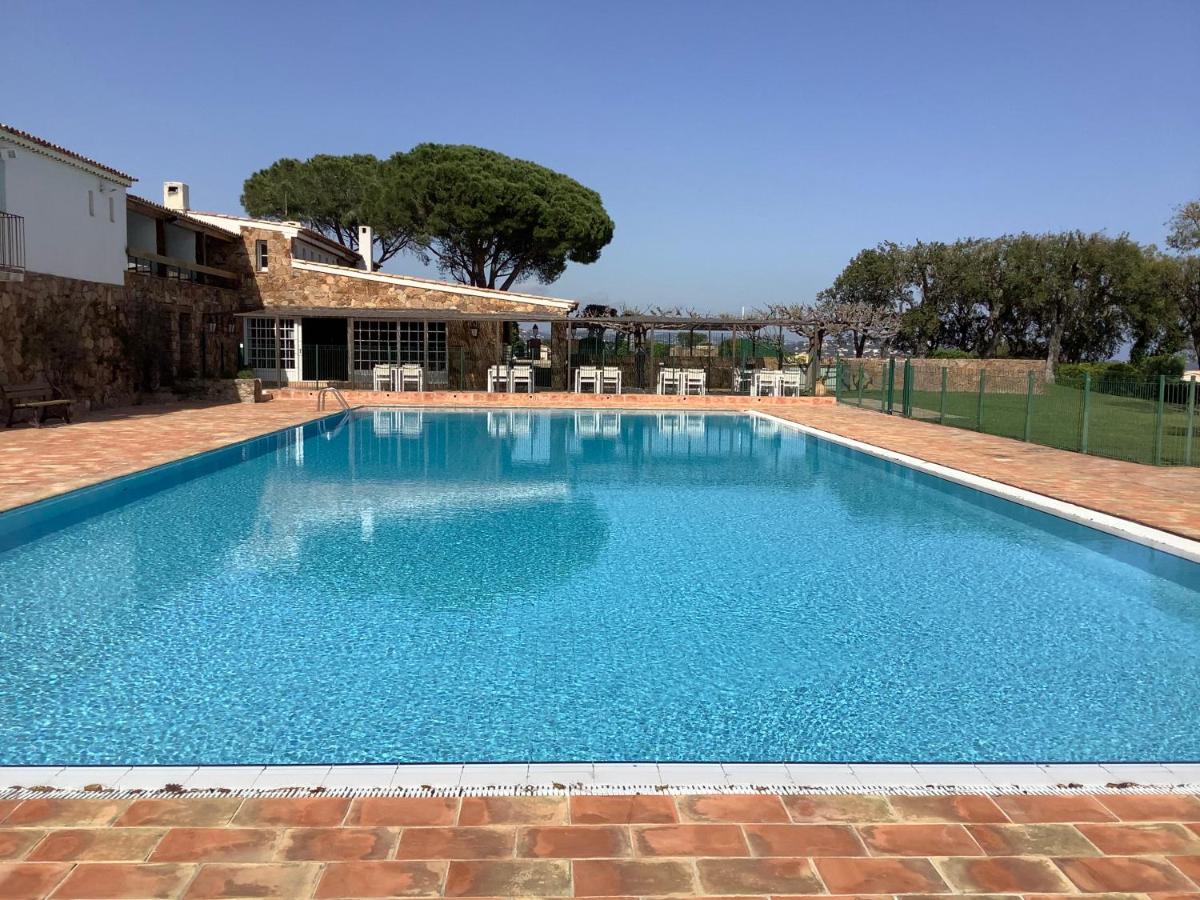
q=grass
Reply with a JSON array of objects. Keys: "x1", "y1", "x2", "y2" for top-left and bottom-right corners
[{"x1": 841, "y1": 376, "x2": 1198, "y2": 466}]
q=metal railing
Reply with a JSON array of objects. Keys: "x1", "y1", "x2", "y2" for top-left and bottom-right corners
[
  {"x1": 0, "y1": 212, "x2": 25, "y2": 276},
  {"x1": 836, "y1": 358, "x2": 1200, "y2": 467}
]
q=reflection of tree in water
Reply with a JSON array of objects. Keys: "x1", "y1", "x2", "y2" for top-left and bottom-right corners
[{"x1": 242, "y1": 484, "x2": 611, "y2": 609}]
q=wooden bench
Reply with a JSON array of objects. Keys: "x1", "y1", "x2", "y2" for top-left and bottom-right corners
[{"x1": 2, "y1": 382, "x2": 73, "y2": 427}]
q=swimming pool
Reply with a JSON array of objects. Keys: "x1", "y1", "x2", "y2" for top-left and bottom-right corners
[{"x1": 1, "y1": 408, "x2": 1198, "y2": 765}]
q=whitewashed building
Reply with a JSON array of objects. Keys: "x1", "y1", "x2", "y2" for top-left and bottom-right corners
[{"x1": 0, "y1": 124, "x2": 134, "y2": 284}]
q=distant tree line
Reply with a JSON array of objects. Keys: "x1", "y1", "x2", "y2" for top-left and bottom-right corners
[{"x1": 819, "y1": 200, "x2": 1200, "y2": 381}]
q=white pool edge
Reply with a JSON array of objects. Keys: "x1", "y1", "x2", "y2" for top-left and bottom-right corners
[
  {"x1": 751, "y1": 410, "x2": 1200, "y2": 563},
  {"x1": 2, "y1": 762, "x2": 1200, "y2": 797}
]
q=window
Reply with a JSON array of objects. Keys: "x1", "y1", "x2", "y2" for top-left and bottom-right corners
[
  {"x1": 353, "y1": 320, "x2": 397, "y2": 370},
  {"x1": 255, "y1": 240, "x2": 269, "y2": 272},
  {"x1": 245, "y1": 317, "x2": 296, "y2": 370},
  {"x1": 88, "y1": 190, "x2": 95, "y2": 216},
  {"x1": 108, "y1": 195, "x2": 115, "y2": 223}
]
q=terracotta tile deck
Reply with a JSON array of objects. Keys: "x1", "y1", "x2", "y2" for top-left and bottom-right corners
[
  {"x1": 3, "y1": 392, "x2": 1199, "y2": 542},
  {"x1": 0, "y1": 793, "x2": 1197, "y2": 897}
]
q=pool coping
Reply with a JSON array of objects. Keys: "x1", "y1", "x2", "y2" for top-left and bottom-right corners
[
  {"x1": 2, "y1": 762, "x2": 1199, "y2": 797},
  {"x1": 4, "y1": 405, "x2": 1199, "y2": 797}
]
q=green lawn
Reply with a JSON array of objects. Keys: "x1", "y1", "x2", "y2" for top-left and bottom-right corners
[{"x1": 841, "y1": 378, "x2": 1198, "y2": 466}]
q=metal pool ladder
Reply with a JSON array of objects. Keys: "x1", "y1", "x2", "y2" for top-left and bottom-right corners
[{"x1": 317, "y1": 387, "x2": 350, "y2": 412}]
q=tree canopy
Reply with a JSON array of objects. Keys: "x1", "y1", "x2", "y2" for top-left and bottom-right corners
[
  {"x1": 241, "y1": 154, "x2": 414, "y2": 268},
  {"x1": 381, "y1": 144, "x2": 614, "y2": 290},
  {"x1": 241, "y1": 145, "x2": 614, "y2": 288}
]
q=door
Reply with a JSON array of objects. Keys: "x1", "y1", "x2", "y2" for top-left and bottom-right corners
[{"x1": 246, "y1": 316, "x2": 301, "y2": 384}]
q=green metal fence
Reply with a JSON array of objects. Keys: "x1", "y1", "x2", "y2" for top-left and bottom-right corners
[{"x1": 835, "y1": 358, "x2": 1199, "y2": 467}]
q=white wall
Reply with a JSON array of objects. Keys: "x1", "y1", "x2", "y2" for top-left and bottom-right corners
[
  {"x1": 293, "y1": 237, "x2": 341, "y2": 265},
  {"x1": 164, "y1": 222, "x2": 195, "y2": 263},
  {"x1": 126, "y1": 210, "x2": 156, "y2": 254},
  {"x1": 0, "y1": 146, "x2": 128, "y2": 284}
]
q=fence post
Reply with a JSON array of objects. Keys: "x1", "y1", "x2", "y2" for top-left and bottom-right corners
[
  {"x1": 1154, "y1": 374, "x2": 1166, "y2": 465},
  {"x1": 1023, "y1": 370, "x2": 1035, "y2": 442},
  {"x1": 939, "y1": 367, "x2": 948, "y2": 424},
  {"x1": 1080, "y1": 372, "x2": 1091, "y2": 453},
  {"x1": 902, "y1": 359, "x2": 913, "y2": 417},
  {"x1": 857, "y1": 363, "x2": 865, "y2": 407},
  {"x1": 976, "y1": 369, "x2": 986, "y2": 431},
  {"x1": 835, "y1": 360, "x2": 844, "y2": 403},
  {"x1": 1185, "y1": 379, "x2": 1196, "y2": 467},
  {"x1": 886, "y1": 357, "x2": 896, "y2": 414}
]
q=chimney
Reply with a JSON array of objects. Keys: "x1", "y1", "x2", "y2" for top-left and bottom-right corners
[
  {"x1": 357, "y1": 225, "x2": 373, "y2": 271},
  {"x1": 163, "y1": 181, "x2": 190, "y2": 212}
]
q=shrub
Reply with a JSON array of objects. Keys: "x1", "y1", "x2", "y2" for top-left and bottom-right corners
[
  {"x1": 235, "y1": 368, "x2": 257, "y2": 380},
  {"x1": 1139, "y1": 354, "x2": 1186, "y2": 381},
  {"x1": 928, "y1": 348, "x2": 975, "y2": 359}
]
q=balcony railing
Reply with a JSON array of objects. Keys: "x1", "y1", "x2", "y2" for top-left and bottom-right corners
[
  {"x1": 126, "y1": 248, "x2": 238, "y2": 288},
  {"x1": 0, "y1": 212, "x2": 25, "y2": 278}
]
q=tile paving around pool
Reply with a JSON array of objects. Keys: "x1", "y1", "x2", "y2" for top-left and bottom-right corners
[{"x1": 0, "y1": 792, "x2": 1198, "y2": 898}]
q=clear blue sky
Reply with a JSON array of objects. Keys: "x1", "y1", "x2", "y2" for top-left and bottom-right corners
[{"x1": 6, "y1": 0, "x2": 1198, "y2": 311}]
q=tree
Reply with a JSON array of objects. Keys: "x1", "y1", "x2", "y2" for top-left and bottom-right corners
[
  {"x1": 1027, "y1": 232, "x2": 1148, "y2": 381},
  {"x1": 1167, "y1": 199, "x2": 1200, "y2": 253},
  {"x1": 383, "y1": 144, "x2": 614, "y2": 290},
  {"x1": 820, "y1": 244, "x2": 908, "y2": 355},
  {"x1": 241, "y1": 154, "x2": 415, "y2": 268}
]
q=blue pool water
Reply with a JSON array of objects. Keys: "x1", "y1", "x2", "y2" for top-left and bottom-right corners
[{"x1": 1, "y1": 408, "x2": 1198, "y2": 765}]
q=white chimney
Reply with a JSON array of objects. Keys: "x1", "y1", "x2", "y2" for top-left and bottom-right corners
[
  {"x1": 357, "y1": 225, "x2": 373, "y2": 271},
  {"x1": 163, "y1": 181, "x2": 190, "y2": 211}
]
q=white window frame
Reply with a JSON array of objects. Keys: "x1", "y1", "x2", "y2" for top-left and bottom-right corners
[{"x1": 255, "y1": 239, "x2": 269, "y2": 272}]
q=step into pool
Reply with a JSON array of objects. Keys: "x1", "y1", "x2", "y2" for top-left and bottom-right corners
[{"x1": 1, "y1": 408, "x2": 1197, "y2": 765}]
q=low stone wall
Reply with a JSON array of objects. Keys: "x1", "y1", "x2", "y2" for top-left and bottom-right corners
[
  {"x1": 0, "y1": 270, "x2": 241, "y2": 411},
  {"x1": 846, "y1": 358, "x2": 1046, "y2": 393}
]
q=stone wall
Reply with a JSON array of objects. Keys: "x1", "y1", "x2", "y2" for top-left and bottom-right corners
[
  {"x1": 847, "y1": 357, "x2": 1046, "y2": 394},
  {"x1": 229, "y1": 228, "x2": 563, "y2": 316},
  {"x1": 0, "y1": 270, "x2": 241, "y2": 411}
]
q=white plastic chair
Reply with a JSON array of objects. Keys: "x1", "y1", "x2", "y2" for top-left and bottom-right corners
[
  {"x1": 510, "y1": 364, "x2": 534, "y2": 394},
  {"x1": 779, "y1": 368, "x2": 804, "y2": 396},
  {"x1": 682, "y1": 368, "x2": 707, "y2": 396},
  {"x1": 487, "y1": 365, "x2": 509, "y2": 392},
  {"x1": 752, "y1": 371, "x2": 781, "y2": 397},
  {"x1": 398, "y1": 364, "x2": 424, "y2": 392},
  {"x1": 372, "y1": 364, "x2": 392, "y2": 391},
  {"x1": 600, "y1": 366, "x2": 622, "y2": 393},
  {"x1": 657, "y1": 367, "x2": 682, "y2": 395},
  {"x1": 574, "y1": 366, "x2": 600, "y2": 393}
]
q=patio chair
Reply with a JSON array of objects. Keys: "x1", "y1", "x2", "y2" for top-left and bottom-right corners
[
  {"x1": 752, "y1": 371, "x2": 781, "y2": 397},
  {"x1": 487, "y1": 365, "x2": 509, "y2": 392},
  {"x1": 600, "y1": 366, "x2": 622, "y2": 393},
  {"x1": 574, "y1": 366, "x2": 600, "y2": 393},
  {"x1": 397, "y1": 364, "x2": 424, "y2": 392},
  {"x1": 779, "y1": 368, "x2": 805, "y2": 396},
  {"x1": 732, "y1": 368, "x2": 753, "y2": 394},
  {"x1": 657, "y1": 367, "x2": 682, "y2": 395},
  {"x1": 510, "y1": 364, "x2": 534, "y2": 394},
  {"x1": 372, "y1": 364, "x2": 392, "y2": 391},
  {"x1": 682, "y1": 368, "x2": 707, "y2": 396}
]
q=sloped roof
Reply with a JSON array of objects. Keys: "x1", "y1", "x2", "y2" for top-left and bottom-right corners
[
  {"x1": 0, "y1": 124, "x2": 135, "y2": 184},
  {"x1": 126, "y1": 195, "x2": 237, "y2": 241},
  {"x1": 188, "y1": 211, "x2": 360, "y2": 261}
]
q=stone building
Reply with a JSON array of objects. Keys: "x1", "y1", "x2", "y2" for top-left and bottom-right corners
[
  {"x1": 0, "y1": 124, "x2": 579, "y2": 407},
  {"x1": 186, "y1": 204, "x2": 576, "y2": 390}
]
